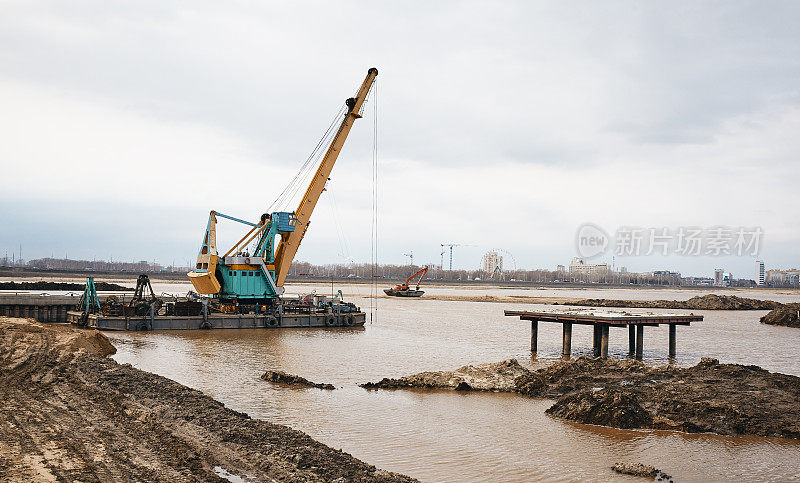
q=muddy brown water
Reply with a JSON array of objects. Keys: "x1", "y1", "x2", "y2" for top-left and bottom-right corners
[{"x1": 101, "y1": 284, "x2": 800, "y2": 481}]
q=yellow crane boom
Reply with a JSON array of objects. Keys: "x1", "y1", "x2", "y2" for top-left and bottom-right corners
[{"x1": 272, "y1": 67, "x2": 378, "y2": 286}]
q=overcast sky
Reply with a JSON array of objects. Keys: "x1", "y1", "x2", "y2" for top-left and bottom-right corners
[{"x1": 1, "y1": 1, "x2": 798, "y2": 277}]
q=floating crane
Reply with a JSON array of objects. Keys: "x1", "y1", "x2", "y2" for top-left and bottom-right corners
[
  {"x1": 385, "y1": 266, "x2": 429, "y2": 297},
  {"x1": 187, "y1": 68, "x2": 378, "y2": 307}
]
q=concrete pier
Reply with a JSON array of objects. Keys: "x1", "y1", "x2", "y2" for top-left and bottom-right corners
[
  {"x1": 562, "y1": 322, "x2": 572, "y2": 357},
  {"x1": 600, "y1": 323, "x2": 609, "y2": 358},
  {"x1": 628, "y1": 324, "x2": 635, "y2": 356},
  {"x1": 636, "y1": 325, "x2": 644, "y2": 359},
  {"x1": 505, "y1": 310, "x2": 702, "y2": 360},
  {"x1": 0, "y1": 294, "x2": 80, "y2": 323},
  {"x1": 669, "y1": 324, "x2": 677, "y2": 358}
]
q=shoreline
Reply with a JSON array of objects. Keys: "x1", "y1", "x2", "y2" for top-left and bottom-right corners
[
  {"x1": 3, "y1": 268, "x2": 800, "y2": 294},
  {"x1": 0, "y1": 317, "x2": 414, "y2": 482}
]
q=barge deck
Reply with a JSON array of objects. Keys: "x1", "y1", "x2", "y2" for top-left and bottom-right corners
[{"x1": 66, "y1": 310, "x2": 366, "y2": 331}]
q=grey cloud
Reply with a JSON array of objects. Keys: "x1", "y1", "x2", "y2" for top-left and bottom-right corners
[{"x1": 1, "y1": 1, "x2": 799, "y2": 274}]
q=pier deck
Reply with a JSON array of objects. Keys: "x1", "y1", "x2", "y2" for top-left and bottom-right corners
[
  {"x1": 0, "y1": 294, "x2": 82, "y2": 323},
  {"x1": 504, "y1": 309, "x2": 703, "y2": 359}
]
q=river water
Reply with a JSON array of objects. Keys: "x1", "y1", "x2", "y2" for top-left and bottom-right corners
[{"x1": 104, "y1": 283, "x2": 800, "y2": 482}]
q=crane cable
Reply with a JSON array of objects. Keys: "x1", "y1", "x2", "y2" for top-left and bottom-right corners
[
  {"x1": 247, "y1": 104, "x2": 345, "y2": 256},
  {"x1": 266, "y1": 103, "x2": 348, "y2": 214},
  {"x1": 369, "y1": 80, "x2": 378, "y2": 324}
]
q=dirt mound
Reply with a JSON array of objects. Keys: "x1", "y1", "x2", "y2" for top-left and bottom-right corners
[
  {"x1": 565, "y1": 294, "x2": 782, "y2": 310},
  {"x1": 761, "y1": 303, "x2": 800, "y2": 328},
  {"x1": 0, "y1": 280, "x2": 129, "y2": 291},
  {"x1": 545, "y1": 389, "x2": 653, "y2": 429},
  {"x1": 55, "y1": 328, "x2": 117, "y2": 357},
  {"x1": 0, "y1": 317, "x2": 116, "y2": 369},
  {"x1": 0, "y1": 317, "x2": 413, "y2": 482},
  {"x1": 262, "y1": 370, "x2": 335, "y2": 390},
  {"x1": 611, "y1": 462, "x2": 661, "y2": 478},
  {"x1": 362, "y1": 359, "x2": 532, "y2": 392},
  {"x1": 684, "y1": 294, "x2": 780, "y2": 310}
]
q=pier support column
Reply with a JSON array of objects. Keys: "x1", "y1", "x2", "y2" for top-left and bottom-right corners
[
  {"x1": 668, "y1": 324, "x2": 676, "y2": 359},
  {"x1": 593, "y1": 324, "x2": 601, "y2": 357},
  {"x1": 628, "y1": 324, "x2": 636, "y2": 356},
  {"x1": 635, "y1": 325, "x2": 644, "y2": 359},
  {"x1": 530, "y1": 320, "x2": 538, "y2": 353},
  {"x1": 562, "y1": 322, "x2": 572, "y2": 358},
  {"x1": 600, "y1": 324, "x2": 609, "y2": 359}
]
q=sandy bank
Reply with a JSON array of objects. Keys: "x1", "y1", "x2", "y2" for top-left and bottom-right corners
[
  {"x1": 363, "y1": 358, "x2": 800, "y2": 439},
  {"x1": 560, "y1": 294, "x2": 782, "y2": 310},
  {"x1": 402, "y1": 294, "x2": 583, "y2": 304},
  {"x1": 392, "y1": 293, "x2": 784, "y2": 310},
  {"x1": 0, "y1": 317, "x2": 413, "y2": 482}
]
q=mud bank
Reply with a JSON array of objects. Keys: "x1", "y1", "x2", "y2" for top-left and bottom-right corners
[
  {"x1": 761, "y1": 303, "x2": 800, "y2": 328},
  {"x1": 363, "y1": 358, "x2": 800, "y2": 439},
  {"x1": 612, "y1": 462, "x2": 669, "y2": 480},
  {"x1": 387, "y1": 293, "x2": 784, "y2": 310},
  {"x1": 0, "y1": 280, "x2": 129, "y2": 291},
  {"x1": 558, "y1": 294, "x2": 782, "y2": 310},
  {"x1": 0, "y1": 317, "x2": 413, "y2": 482},
  {"x1": 262, "y1": 370, "x2": 336, "y2": 390}
]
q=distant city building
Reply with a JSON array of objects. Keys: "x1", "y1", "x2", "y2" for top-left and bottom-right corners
[
  {"x1": 569, "y1": 257, "x2": 610, "y2": 278},
  {"x1": 766, "y1": 269, "x2": 800, "y2": 286},
  {"x1": 714, "y1": 268, "x2": 725, "y2": 287},
  {"x1": 713, "y1": 269, "x2": 733, "y2": 287},
  {"x1": 556, "y1": 264, "x2": 566, "y2": 273},
  {"x1": 682, "y1": 277, "x2": 714, "y2": 286},
  {"x1": 481, "y1": 251, "x2": 503, "y2": 275},
  {"x1": 652, "y1": 270, "x2": 681, "y2": 277},
  {"x1": 755, "y1": 260, "x2": 765, "y2": 286},
  {"x1": 651, "y1": 270, "x2": 680, "y2": 281}
]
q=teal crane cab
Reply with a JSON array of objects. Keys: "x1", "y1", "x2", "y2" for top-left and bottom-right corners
[{"x1": 188, "y1": 210, "x2": 296, "y2": 302}]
